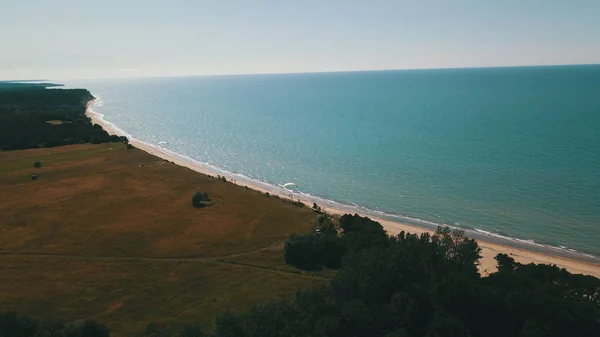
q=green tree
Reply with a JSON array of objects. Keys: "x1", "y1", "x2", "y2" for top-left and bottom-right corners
[
  {"x1": 0, "y1": 311, "x2": 39, "y2": 337},
  {"x1": 215, "y1": 312, "x2": 247, "y2": 337},
  {"x1": 318, "y1": 215, "x2": 337, "y2": 235},
  {"x1": 64, "y1": 319, "x2": 109, "y2": 337},
  {"x1": 191, "y1": 192, "x2": 207, "y2": 208},
  {"x1": 284, "y1": 233, "x2": 345, "y2": 270},
  {"x1": 179, "y1": 324, "x2": 210, "y2": 337},
  {"x1": 495, "y1": 253, "x2": 518, "y2": 272},
  {"x1": 192, "y1": 192, "x2": 210, "y2": 208},
  {"x1": 284, "y1": 234, "x2": 319, "y2": 270}
]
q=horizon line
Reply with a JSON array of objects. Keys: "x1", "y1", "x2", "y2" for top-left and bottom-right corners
[{"x1": 4, "y1": 62, "x2": 599, "y2": 82}]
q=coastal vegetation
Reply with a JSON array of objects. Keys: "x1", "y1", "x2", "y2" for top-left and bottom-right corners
[
  {"x1": 284, "y1": 233, "x2": 345, "y2": 270},
  {"x1": 0, "y1": 312, "x2": 108, "y2": 337},
  {"x1": 186, "y1": 222, "x2": 600, "y2": 337},
  {"x1": 283, "y1": 214, "x2": 387, "y2": 271},
  {"x1": 0, "y1": 83, "x2": 126, "y2": 151}
]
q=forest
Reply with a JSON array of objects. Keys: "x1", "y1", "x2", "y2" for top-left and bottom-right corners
[
  {"x1": 0, "y1": 82, "x2": 126, "y2": 151},
  {"x1": 186, "y1": 215, "x2": 600, "y2": 337}
]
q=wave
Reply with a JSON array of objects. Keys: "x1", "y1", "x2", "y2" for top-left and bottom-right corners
[
  {"x1": 87, "y1": 96, "x2": 600, "y2": 263},
  {"x1": 93, "y1": 95, "x2": 104, "y2": 107}
]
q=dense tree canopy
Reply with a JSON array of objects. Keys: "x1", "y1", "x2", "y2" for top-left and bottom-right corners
[
  {"x1": 0, "y1": 311, "x2": 108, "y2": 337},
  {"x1": 284, "y1": 233, "x2": 345, "y2": 270},
  {"x1": 0, "y1": 83, "x2": 126, "y2": 151},
  {"x1": 284, "y1": 214, "x2": 392, "y2": 270},
  {"x1": 191, "y1": 215, "x2": 599, "y2": 337}
]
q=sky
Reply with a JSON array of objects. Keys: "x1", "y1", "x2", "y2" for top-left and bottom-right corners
[{"x1": 1, "y1": 0, "x2": 599, "y2": 80}]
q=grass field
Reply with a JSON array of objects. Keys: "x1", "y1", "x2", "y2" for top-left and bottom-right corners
[{"x1": 0, "y1": 144, "x2": 328, "y2": 336}]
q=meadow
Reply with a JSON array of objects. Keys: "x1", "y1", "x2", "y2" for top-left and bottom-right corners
[{"x1": 0, "y1": 143, "x2": 328, "y2": 336}]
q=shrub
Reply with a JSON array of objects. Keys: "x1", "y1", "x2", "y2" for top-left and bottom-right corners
[
  {"x1": 33, "y1": 161, "x2": 42, "y2": 168},
  {"x1": 192, "y1": 192, "x2": 210, "y2": 208}
]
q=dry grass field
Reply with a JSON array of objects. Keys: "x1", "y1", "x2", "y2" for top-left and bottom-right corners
[{"x1": 0, "y1": 144, "x2": 328, "y2": 336}]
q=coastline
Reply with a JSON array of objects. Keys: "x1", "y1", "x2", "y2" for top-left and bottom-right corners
[{"x1": 86, "y1": 98, "x2": 600, "y2": 278}]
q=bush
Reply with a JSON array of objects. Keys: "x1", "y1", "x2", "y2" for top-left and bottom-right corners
[
  {"x1": 126, "y1": 144, "x2": 134, "y2": 150},
  {"x1": 33, "y1": 161, "x2": 42, "y2": 168},
  {"x1": 291, "y1": 200, "x2": 305, "y2": 207},
  {"x1": 192, "y1": 192, "x2": 210, "y2": 208}
]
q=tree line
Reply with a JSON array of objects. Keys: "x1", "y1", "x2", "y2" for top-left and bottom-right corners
[
  {"x1": 198, "y1": 215, "x2": 600, "y2": 337},
  {"x1": 0, "y1": 83, "x2": 127, "y2": 151},
  {"x1": 0, "y1": 312, "x2": 108, "y2": 337}
]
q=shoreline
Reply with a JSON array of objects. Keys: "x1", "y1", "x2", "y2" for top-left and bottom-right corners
[{"x1": 86, "y1": 98, "x2": 600, "y2": 278}]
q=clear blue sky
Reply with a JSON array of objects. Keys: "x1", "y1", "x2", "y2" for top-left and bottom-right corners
[{"x1": 1, "y1": 0, "x2": 599, "y2": 79}]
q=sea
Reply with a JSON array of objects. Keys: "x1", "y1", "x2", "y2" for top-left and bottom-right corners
[{"x1": 68, "y1": 65, "x2": 600, "y2": 259}]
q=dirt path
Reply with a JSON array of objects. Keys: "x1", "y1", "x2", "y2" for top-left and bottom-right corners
[{"x1": 0, "y1": 242, "x2": 329, "y2": 280}]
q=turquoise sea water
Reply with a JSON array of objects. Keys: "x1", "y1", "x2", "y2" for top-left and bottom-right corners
[{"x1": 70, "y1": 65, "x2": 600, "y2": 257}]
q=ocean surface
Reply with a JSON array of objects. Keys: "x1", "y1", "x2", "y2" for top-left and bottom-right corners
[{"x1": 69, "y1": 65, "x2": 600, "y2": 258}]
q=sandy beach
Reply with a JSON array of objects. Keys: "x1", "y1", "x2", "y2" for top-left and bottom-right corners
[{"x1": 86, "y1": 100, "x2": 600, "y2": 278}]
